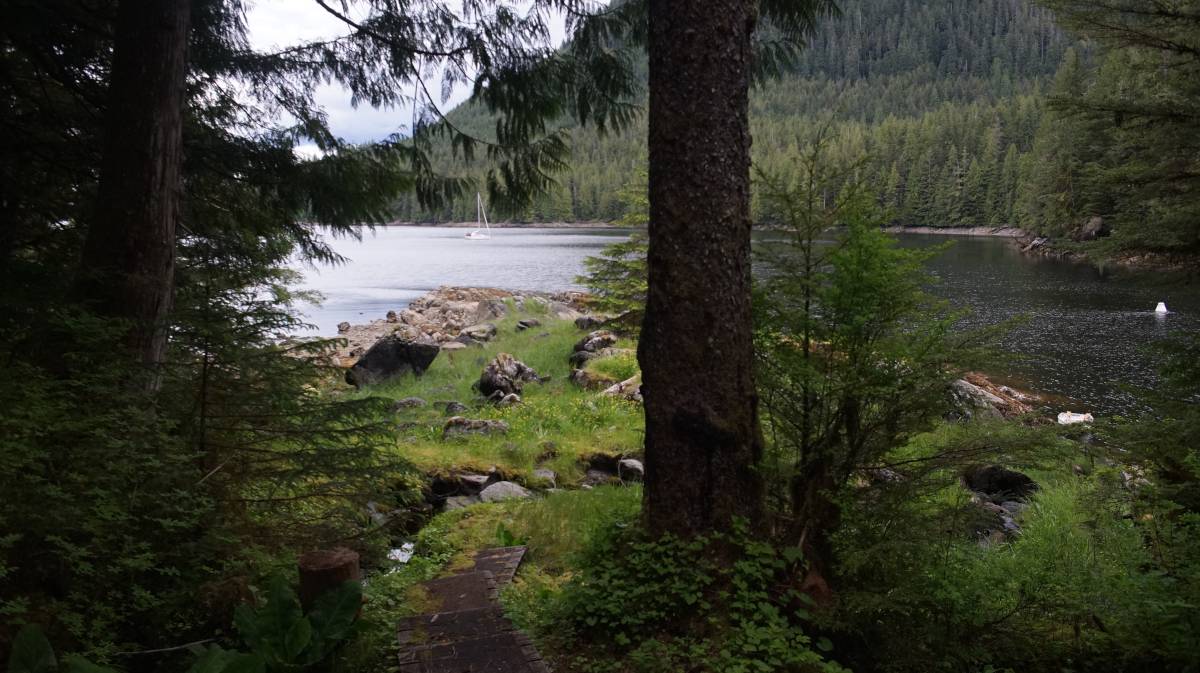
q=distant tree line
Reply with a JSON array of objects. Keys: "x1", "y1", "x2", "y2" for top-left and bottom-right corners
[{"x1": 390, "y1": 0, "x2": 1069, "y2": 226}]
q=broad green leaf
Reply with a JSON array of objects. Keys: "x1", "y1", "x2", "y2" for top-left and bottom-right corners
[
  {"x1": 307, "y1": 580, "x2": 361, "y2": 642},
  {"x1": 261, "y1": 576, "x2": 303, "y2": 643},
  {"x1": 8, "y1": 625, "x2": 56, "y2": 673},
  {"x1": 283, "y1": 617, "x2": 312, "y2": 661}
]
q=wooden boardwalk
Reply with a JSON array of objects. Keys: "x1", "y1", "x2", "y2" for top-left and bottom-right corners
[{"x1": 396, "y1": 546, "x2": 549, "y2": 673}]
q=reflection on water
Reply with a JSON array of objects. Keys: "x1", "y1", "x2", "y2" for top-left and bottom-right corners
[{"x1": 294, "y1": 227, "x2": 1199, "y2": 415}]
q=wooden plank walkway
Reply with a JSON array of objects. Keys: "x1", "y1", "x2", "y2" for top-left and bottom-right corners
[{"x1": 397, "y1": 546, "x2": 549, "y2": 673}]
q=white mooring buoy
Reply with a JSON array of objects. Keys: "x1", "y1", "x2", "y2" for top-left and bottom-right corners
[{"x1": 1156, "y1": 302, "x2": 1170, "y2": 314}]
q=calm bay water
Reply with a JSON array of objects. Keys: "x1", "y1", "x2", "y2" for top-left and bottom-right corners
[
  {"x1": 294, "y1": 227, "x2": 624, "y2": 334},
  {"x1": 295, "y1": 226, "x2": 1199, "y2": 414}
]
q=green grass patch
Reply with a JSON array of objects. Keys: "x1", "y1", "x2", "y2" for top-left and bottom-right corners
[
  {"x1": 346, "y1": 310, "x2": 645, "y2": 482},
  {"x1": 584, "y1": 349, "x2": 640, "y2": 382}
]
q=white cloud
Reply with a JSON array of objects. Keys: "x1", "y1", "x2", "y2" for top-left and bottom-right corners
[{"x1": 246, "y1": 0, "x2": 411, "y2": 144}]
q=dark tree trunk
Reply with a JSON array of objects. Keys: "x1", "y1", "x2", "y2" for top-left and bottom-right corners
[
  {"x1": 75, "y1": 0, "x2": 191, "y2": 387},
  {"x1": 639, "y1": 0, "x2": 765, "y2": 537}
]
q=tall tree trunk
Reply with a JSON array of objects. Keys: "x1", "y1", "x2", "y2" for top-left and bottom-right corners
[
  {"x1": 75, "y1": 0, "x2": 191, "y2": 388},
  {"x1": 639, "y1": 0, "x2": 765, "y2": 537}
]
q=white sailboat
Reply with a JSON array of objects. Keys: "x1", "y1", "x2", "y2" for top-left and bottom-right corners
[{"x1": 465, "y1": 192, "x2": 491, "y2": 240}]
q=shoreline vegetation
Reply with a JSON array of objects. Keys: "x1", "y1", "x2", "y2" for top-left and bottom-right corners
[
  {"x1": 379, "y1": 221, "x2": 1195, "y2": 271},
  {"x1": 306, "y1": 285, "x2": 1154, "y2": 672}
]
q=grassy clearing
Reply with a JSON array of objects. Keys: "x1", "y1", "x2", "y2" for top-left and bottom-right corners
[
  {"x1": 398, "y1": 485, "x2": 643, "y2": 632},
  {"x1": 346, "y1": 306, "x2": 644, "y2": 483}
]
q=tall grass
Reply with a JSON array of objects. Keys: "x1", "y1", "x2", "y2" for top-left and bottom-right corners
[{"x1": 345, "y1": 309, "x2": 645, "y2": 482}]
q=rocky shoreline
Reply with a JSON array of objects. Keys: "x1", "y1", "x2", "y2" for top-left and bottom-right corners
[
  {"x1": 332, "y1": 286, "x2": 1060, "y2": 419},
  {"x1": 327, "y1": 286, "x2": 589, "y2": 368},
  {"x1": 384, "y1": 220, "x2": 620, "y2": 229}
]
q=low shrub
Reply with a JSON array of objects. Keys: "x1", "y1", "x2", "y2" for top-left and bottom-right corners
[{"x1": 550, "y1": 520, "x2": 845, "y2": 673}]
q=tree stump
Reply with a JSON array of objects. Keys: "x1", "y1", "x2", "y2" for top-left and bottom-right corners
[{"x1": 298, "y1": 547, "x2": 360, "y2": 610}]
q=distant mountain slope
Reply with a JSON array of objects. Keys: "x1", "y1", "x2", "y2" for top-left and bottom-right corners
[{"x1": 391, "y1": 0, "x2": 1074, "y2": 225}]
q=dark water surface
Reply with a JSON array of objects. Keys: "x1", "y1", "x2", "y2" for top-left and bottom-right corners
[
  {"x1": 295, "y1": 227, "x2": 1199, "y2": 414},
  {"x1": 903, "y1": 234, "x2": 1200, "y2": 414}
]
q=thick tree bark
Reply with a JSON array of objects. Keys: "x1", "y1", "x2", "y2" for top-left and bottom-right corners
[
  {"x1": 75, "y1": 0, "x2": 191, "y2": 386},
  {"x1": 639, "y1": 0, "x2": 765, "y2": 537}
]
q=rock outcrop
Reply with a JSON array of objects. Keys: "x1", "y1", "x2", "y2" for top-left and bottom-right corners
[
  {"x1": 478, "y1": 353, "x2": 544, "y2": 399},
  {"x1": 573, "y1": 330, "x2": 618, "y2": 355},
  {"x1": 601, "y1": 375, "x2": 643, "y2": 403},
  {"x1": 948, "y1": 373, "x2": 1036, "y2": 420},
  {"x1": 345, "y1": 336, "x2": 439, "y2": 388},
  {"x1": 393, "y1": 397, "x2": 427, "y2": 410},
  {"x1": 479, "y1": 481, "x2": 533, "y2": 502},
  {"x1": 569, "y1": 368, "x2": 617, "y2": 390},
  {"x1": 460, "y1": 322, "x2": 498, "y2": 343},
  {"x1": 443, "y1": 417, "x2": 510, "y2": 439},
  {"x1": 328, "y1": 287, "x2": 588, "y2": 367},
  {"x1": 962, "y1": 465, "x2": 1039, "y2": 543},
  {"x1": 617, "y1": 458, "x2": 644, "y2": 482}
]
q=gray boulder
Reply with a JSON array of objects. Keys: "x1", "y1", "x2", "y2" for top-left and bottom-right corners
[
  {"x1": 618, "y1": 458, "x2": 644, "y2": 482},
  {"x1": 601, "y1": 375, "x2": 643, "y2": 403},
  {"x1": 479, "y1": 481, "x2": 533, "y2": 502},
  {"x1": 532, "y1": 469, "x2": 558, "y2": 487},
  {"x1": 337, "y1": 321, "x2": 352, "y2": 334},
  {"x1": 461, "y1": 323, "x2": 498, "y2": 343},
  {"x1": 478, "y1": 353, "x2": 543, "y2": 398},
  {"x1": 345, "y1": 335, "x2": 439, "y2": 388},
  {"x1": 574, "y1": 330, "x2": 618, "y2": 354},
  {"x1": 393, "y1": 397, "x2": 427, "y2": 410},
  {"x1": 516, "y1": 318, "x2": 541, "y2": 331},
  {"x1": 443, "y1": 416, "x2": 510, "y2": 439},
  {"x1": 948, "y1": 379, "x2": 1005, "y2": 421},
  {"x1": 444, "y1": 401, "x2": 468, "y2": 415}
]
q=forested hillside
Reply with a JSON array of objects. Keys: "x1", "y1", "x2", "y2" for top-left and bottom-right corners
[{"x1": 391, "y1": 0, "x2": 1072, "y2": 225}]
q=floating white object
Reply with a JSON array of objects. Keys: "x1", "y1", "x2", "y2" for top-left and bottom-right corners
[
  {"x1": 1155, "y1": 302, "x2": 1169, "y2": 314},
  {"x1": 1057, "y1": 411, "x2": 1094, "y2": 425},
  {"x1": 465, "y1": 192, "x2": 491, "y2": 240}
]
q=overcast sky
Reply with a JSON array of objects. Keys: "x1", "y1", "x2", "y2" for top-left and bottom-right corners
[{"x1": 244, "y1": 0, "x2": 567, "y2": 149}]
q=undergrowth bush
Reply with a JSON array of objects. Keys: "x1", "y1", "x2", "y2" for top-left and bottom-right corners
[{"x1": 551, "y1": 520, "x2": 845, "y2": 673}]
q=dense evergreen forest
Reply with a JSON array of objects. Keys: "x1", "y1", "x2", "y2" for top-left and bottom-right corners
[
  {"x1": 4, "y1": 1, "x2": 1198, "y2": 672},
  {"x1": 396, "y1": 0, "x2": 1200, "y2": 257},
  {"x1": 392, "y1": 0, "x2": 1070, "y2": 230}
]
